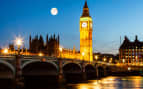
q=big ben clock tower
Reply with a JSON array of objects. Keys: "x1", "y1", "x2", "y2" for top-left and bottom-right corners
[{"x1": 80, "y1": 0, "x2": 93, "y2": 62}]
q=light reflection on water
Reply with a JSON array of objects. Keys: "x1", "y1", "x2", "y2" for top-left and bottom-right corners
[{"x1": 67, "y1": 76, "x2": 143, "y2": 89}]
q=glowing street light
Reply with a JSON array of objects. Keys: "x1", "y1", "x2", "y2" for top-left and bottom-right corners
[
  {"x1": 128, "y1": 67, "x2": 131, "y2": 71},
  {"x1": 15, "y1": 37, "x2": 23, "y2": 47},
  {"x1": 103, "y1": 57, "x2": 107, "y2": 62},
  {"x1": 82, "y1": 52, "x2": 85, "y2": 61},
  {"x1": 14, "y1": 36, "x2": 24, "y2": 85},
  {"x1": 122, "y1": 59, "x2": 125, "y2": 63},
  {"x1": 59, "y1": 47, "x2": 63, "y2": 58},
  {"x1": 59, "y1": 47, "x2": 63, "y2": 52},
  {"x1": 95, "y1": 55, "x2": 98, "y2": 60},
  {"x1": 15, "y1": 37, "x2": 23, "y2": 55},
  {"x1": 39, "y1": 52, "x2": 43, "y2": 56},
  {"x1": 82, "y1": 52, "x2": 85, "y2": 56},
  {"x1": 3, "y1": 48, "x2": 8, "y2": 54},
  {"x1": 109, "y1": 58, "x2": 112, "y2": 63}
]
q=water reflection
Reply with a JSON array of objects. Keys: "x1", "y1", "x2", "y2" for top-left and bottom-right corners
[{"x1": 68, "y1": 76, "x2": 143, "y2": 89}]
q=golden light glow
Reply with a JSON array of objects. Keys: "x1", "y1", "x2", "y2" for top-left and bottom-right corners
[
  {"x1": 39, "y1": 52, "x2": 43, "y2": 56},
  {"x1": 78, "y1": 84, "x2": 88, "y2": 89},
  {"x1": 59, "y1": 47, "x2": 63, "y2": 52},
  {"x1": 122, "y1": 59, "x2": 125, "y2": 63},
  {"x1": 95, "y1": 55, "x2": 98, "y2": 60},
  {"x1": 82, "y1": 52, "x2": 85, "y2": 56},
  {"x1": 103, "y1": 57, "x2": 107, "y2": 62},
  {"x1": 109, "y1": 58, "x2": 112, "y2": 63},
  {"x1": 15, "y1": 37, "x2": 23, "y2": 46},
  {"x1": 3, "y1": 48, "x2": 8, "y2": 54},
  {"x1": 80, "y1": 17, "x2": 92, "y2": 21},
  {"x1": 80, "y1": 14, "x2": 93, "y2": 62},
  {"x1": 128, "y1": 67, "x2": 131, "y2": 71}
]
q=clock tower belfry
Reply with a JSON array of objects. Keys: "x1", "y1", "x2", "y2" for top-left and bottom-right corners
[{"x1": 80, "y1": 0, "x2": 93, "y2": 62}]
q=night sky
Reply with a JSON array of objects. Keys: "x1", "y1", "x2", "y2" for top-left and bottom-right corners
[{"x1": 0, "y1": 0, "x2": 143, "y2": 54}]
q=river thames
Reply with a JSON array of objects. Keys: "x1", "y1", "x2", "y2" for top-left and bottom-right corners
[{"x1": 65, "y1": 76, "x2": 143, "y2": 89}]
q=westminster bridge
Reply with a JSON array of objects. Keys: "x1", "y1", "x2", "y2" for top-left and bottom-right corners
[
  {"x1": 0, "y1": 54, "x2": 109, "y2": 79},
  {"x1": 0, "y1": 54, "x2": 143, "y2": 88}
]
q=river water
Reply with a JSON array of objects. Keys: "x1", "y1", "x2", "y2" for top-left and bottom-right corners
[
  {"x1": 1, "y1": 76, "x2": 143, "y2": 89},
  {"x1": 65, "y1": 76, "x2": 143, "y2": 89}
]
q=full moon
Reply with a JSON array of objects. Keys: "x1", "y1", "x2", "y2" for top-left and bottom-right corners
[{"x1": 51, "y1": 8, "x2": 58, "y2": 16}]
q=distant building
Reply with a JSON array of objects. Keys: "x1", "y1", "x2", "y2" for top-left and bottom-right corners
[
  {"x1": 93, "y1": 53, "x2": 118, "y2": 63},
  {"x1": 119, "y1": 36, "x2": 143, "y2": 64},
  {"x1": 29, "y1": 34, "x2": 59, "y2": 57},
  {"x1": 9, "y1": 44, "x2": 14, "y2": 51}
]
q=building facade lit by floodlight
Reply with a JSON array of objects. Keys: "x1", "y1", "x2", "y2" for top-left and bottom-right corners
[
  {"x1": 119, "y1": 36, "x2": 143, "y2": 64},
  {"x1": 80, "y1": 1, "x2": 93, "y2": 62}
]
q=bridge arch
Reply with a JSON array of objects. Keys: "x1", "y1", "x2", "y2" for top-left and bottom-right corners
[
  {"x1": 22, "y1": 60, "x2": 58, "y2": 70},
  {"x1": 22, "y1": 60, "x2": 58, "y2": 76},
  {"x1": 0, "y1": 60, "x2": 15, "y2": 73},
  {"x1": 63, "y1": 63, "x2": 82, "y2": 73},
  {"x1": 85, "y1": 64, "x2": 97, "y2": 79},
  {"x1": 85, "y1": 64, "x2": 96, "y2": 72},
  {"x1": 63, "y1": 62, "x2": 82, "y2": 69},
  {"x1": 0, "y1": 60, "x2": 15, "y2": 78},
  {"x1": 98, "y1": 66, "x2": 105, "y2": 77}
]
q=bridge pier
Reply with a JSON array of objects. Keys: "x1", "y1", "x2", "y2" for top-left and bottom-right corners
[
  {"x1": 15, "y1": 55, "x2": 24, "y2": 89},
  {"x1": 103, "y1": 66, "x2": 107, "y2": 77},
  {"x1": 58, "y1": 58, "x2": 65, "y2": 84},
  {"x1": 81, "y1": 61, "x2": 86, "y2": 81},
  {"x1": 96, "y1": 65, "x2": 99, "y2": 78}
]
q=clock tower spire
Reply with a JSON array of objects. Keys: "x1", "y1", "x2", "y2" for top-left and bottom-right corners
[
  {"x1": 80, "y1": 0, "x2": 93, "y2": 62},
  {"x1": 81, "y1": 0, "x2": 90, "y2": 17}
]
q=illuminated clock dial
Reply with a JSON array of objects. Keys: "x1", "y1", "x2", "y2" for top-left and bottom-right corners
[{"x1": 82, "y1": 22, "x2": 87, "y2": 28}]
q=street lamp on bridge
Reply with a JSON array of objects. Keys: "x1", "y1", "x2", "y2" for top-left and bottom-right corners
[
  {"x1": 109, "y1": 58, "x2": 112, "y2": 63},
  {"x1": 122, "y1": 59, "x2": 125, "y2": 64},
  {"x1": 59, "y1": 47, "x2": 63, "y2": 58},
  {"x1": 39, "y1": 52, "x2": 43, "y2": 57},
  {"x1": 95, "y1": 55, "x2": 98, "y2": 60},
  {"x1": 82, "y1": 52, "x2": 85, "y2": 61},
  {"x1": 3, "y1": 48, "x2": 9, "y2": 54},
  {"x1": 15, "y1": 37, "x2": 23, "y2": 55},
  {"x1": 14, "y1": 36, "x2": 24, "y2": 88},
  {"x1": 103, "y1": 57, "x2": 107, "y2": 62}
]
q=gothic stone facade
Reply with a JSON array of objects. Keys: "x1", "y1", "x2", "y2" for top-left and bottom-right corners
[{"x1": 29, "y1": 34, "x2": 59, "y2": 57}]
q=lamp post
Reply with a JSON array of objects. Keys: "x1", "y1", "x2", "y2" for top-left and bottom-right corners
[
  {"x1": 81, "y1": 52, "x2": 86, "y2": 80},
  {"x1": 59, "y1": 47, "x2": 63, "y2": 58},
  {"x1": 103, "y1": 57, "x2": 107, "y2": 62},
  {"x1": 95, "y1": 55, "x2": 98, "y2": 63},
  {"x1": 3, "y1": 48, "x2": 8, "y2": 54},
  {"x1": 39, "y1": 52, "x2": 43, "y2": 57},
  {"x1": 95, "y1": 55, "x2": 98, "y2": 60},
  {"x1": 58, "y1": 47, "x2": 65, "y2": 83},
  {"x1": 16, "y1": 38, "x2": 23, "y2": 55},
  {"x1": 82, "y1": 52, "x2": 85, "y2": 71},
  {"x1": 122, "y1": 59, "x2": 125, "y2": 64},
  {"x1": 109, "y1": 58, "x2": 112, "y2": 63},
  {"x1": 15, "y1": 37, "x2": 24, "y2": 88},
  {"x1": 82, "y1": 52, "x2": 85, "y2": 61}
]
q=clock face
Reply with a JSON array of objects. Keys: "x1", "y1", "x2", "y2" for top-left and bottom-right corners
[{"x1": 82, "y1": 22, "x2": 87, "y2": 28}]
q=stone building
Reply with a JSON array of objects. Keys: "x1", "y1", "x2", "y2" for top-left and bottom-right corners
[
  {"x1": 119, "y1": 36, "x2": 143, "y2": 64},
  {"x1": 29, "y1": 34, "x2": 59, "y2": 57}
]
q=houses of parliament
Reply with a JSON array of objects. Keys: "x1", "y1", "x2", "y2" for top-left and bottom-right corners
[
  {"x1": 29, "y1": 1, "x2": 93, "y2": 61},
  {"x1": 3, "y1": 1, "x2": 94, "y2": 62}
]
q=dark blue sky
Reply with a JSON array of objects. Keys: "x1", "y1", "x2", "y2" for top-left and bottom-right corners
[{"x1": 0, "y1": 0, "x2": 143, "y2": 54}]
